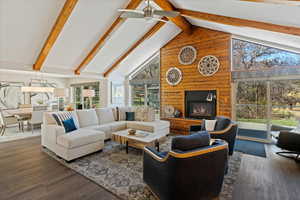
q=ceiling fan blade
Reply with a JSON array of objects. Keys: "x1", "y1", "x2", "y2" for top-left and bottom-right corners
[
  {"x1": 153, "y1": 10, "x2": 179, "y2": 18},
  {"x1": 120, "y1": 12, "x2": 144, "y2": 19},
  {"x1": 150, "y1": 17, "x2": 169, "y2": 23},
  {"x1": 118, "y1": 9, "x2": 144, "y2": 14}
]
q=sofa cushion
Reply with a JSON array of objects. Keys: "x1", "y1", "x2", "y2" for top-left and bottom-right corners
[
  {"x1": 57, "y1": 129, "x2": 104, "y2": 149},
  {"x1": 134, "y1": 106, "x2": 155, "y2": 122},
  {"x1": 109, "y1": 121, "x2": 127, "y2": 132},
  {"x1": 126, "y1": 120, "x2": 170, "y2": 133},
  {"x1": 95, "y1": 108, "x2": 115, "y2": 125},
  {"x1": 215, "y1": 116, "x2": 231, "y2": 131},
  {"x1": 117, "y1": 107, "x2": 133, "y2": 121},
  {"x1": 84, "y1": 124, "x2": 112, "y2": 134},
  {"x1": 171, "y1": 131, "x2": 210, "y2": 151},
  {"x1": 84, "y1": 124, "x2": 114, "y2": 140},
  {"x1": 76, "y1": 109, "x2": 98, "y2": 127}
]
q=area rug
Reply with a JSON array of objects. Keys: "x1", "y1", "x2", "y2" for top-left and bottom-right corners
[
  {"x1": 43, "y1": 136, "x2": 242, "y2": 200},
  {"x1": 234, "y1": 139, "x2": 266, "y2": 158},
  {"x1": 238, "y1": 128, "x2": 268, "y2": 139}
]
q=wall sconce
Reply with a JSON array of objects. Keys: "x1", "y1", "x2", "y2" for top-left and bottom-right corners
[{"x1": 206, "y1": 93, "x2": 216, "y2": 102}]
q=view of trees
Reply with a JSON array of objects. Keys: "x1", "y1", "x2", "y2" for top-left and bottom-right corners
[
  {"x1": 232, "y1": 39, "x2": 300, "y2": 71},
  {"x1": 233, "y1": 39, "x2": 300, "y2": 127}
]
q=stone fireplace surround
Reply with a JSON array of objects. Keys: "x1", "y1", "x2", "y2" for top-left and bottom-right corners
[{"x1": 185, "y1": 90, "x2": 217, "y2": 120}]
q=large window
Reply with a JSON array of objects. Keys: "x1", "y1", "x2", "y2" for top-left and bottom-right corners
[
  {"x1": 71, "y1": 82, "x2": 100, "y2": 109},
  {"x1": 233, "y1": 39, "x2": 300, "y2": 140},
  {"x1": 111, "y1": 83, "x2": 124, "y2": 106},
  {"x1": 129, "y1": 55, "x2": 160, "y2": 114},
  {"x1": 232, "y1": 39, "x2": 300, "y2": 71}
]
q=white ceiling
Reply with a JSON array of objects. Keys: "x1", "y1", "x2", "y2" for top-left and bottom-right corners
[{"x1": 0, "y1": 0, "x2": 300, "y2": 79}]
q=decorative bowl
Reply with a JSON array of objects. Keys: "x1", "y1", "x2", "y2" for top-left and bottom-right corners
[{"x1": 128, "y1": 129, "x2": 136, "y2": 135}]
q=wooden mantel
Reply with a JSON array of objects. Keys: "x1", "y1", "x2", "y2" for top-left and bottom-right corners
[{"x1": 162, "y1": 117, "x2": 202, "y2": 135}]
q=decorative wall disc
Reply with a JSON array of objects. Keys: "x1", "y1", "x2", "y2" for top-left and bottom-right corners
[
  {"x1": 178, "y1": 45, "x2": 197, "y2": 65},
  {"x1": 198, "y1": 55, "x2": 220, "y2": 76},
  {"x1": 166, "y1": 67, "x2": 182, "y2": 86}
]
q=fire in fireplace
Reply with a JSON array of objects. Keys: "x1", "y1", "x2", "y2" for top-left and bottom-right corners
[
  {"x1": 185, "y1": 90, "x2": 217, "y2": 119},
  {"x1": 190, "y1": 102, "x2": 213, "y2": 118}
]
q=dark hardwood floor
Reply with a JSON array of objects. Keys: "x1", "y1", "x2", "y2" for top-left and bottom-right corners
[
  {"x1": 0, "y1": 137, "x2": 119, "y2": 200},
  {"x1": 0, "y1": 136, "x2": 299, "y2": 200},
  {"x1": 232, "y1": 144, "x2": 300, "y2": 200}
]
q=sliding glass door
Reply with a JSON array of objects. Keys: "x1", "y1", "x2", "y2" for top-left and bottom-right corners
[
  {"x1": 236, "y1": 80, "x2": 269, "y2": 140},
  {"x1": 270, "y1": 80, "x2": 300, "y2": 128},
  {"x1": 235, "y1": 79, "x2": 300, "y2": 141}
]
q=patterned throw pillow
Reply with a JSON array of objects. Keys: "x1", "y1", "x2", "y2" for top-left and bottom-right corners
[
  {"x1": 134, "y1": 106, "x2": 155, "y2": 122},
  {"x1": 52, "y1": 112, "x2": 80, "y2": 129}
]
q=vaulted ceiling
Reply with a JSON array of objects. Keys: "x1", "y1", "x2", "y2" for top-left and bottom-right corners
[{"x1": 0, "y1": 0, "x2": 299, "y2": 79}]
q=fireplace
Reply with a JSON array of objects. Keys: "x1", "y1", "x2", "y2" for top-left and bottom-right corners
[{"x1": 185, "y1": 90, "x2": 217, "y2": 119}]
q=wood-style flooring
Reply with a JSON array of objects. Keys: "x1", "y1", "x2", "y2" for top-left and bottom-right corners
[
  {"x1": 0, "y1": 137, "x2": 299, "y2": 200},
  {"x1": 0, "y1": 137, "x2": 119, "y2": 200}
]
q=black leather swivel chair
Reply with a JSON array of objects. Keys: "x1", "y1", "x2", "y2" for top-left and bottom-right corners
[
  {"x1": 276, "y1": 130, "x2": 300, "y2": 161},
  {"x1": 143, "y1": 132, "x2": 228, "y2": 200},
  {"x1": 190, "y1": 116, "x2": 238, "y2": 155}
]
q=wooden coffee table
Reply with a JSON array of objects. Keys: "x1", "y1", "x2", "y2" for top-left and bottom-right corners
[{"x1": 112, "y1": 129, "x2": 166, "y2": 154}]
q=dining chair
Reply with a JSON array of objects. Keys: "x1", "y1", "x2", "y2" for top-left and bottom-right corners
[
  {"x1": 28, "y1": 106, "x2": 47, "y2": 133},
  {"x1": 0, "y1": 109, "x2": 6, "y2": 136},
  {"x1": 0, "y1": 109, "x2": 20, "y2": 135},
  {"x1": 19, "y1": 104, "x2": 32, "y2": 109}
]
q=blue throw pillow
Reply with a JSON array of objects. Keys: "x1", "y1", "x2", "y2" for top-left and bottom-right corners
[
  {"x1": 62, "y1": 118, "x2": 77, "y2": 133},
  {"x1": 125, "y1": 112, "x2": 135, "y2": 121}
]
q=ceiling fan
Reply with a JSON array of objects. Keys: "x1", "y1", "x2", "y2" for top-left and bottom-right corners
[{"x1": 118, "y1": 0, "x2": 180, "y2": 23}]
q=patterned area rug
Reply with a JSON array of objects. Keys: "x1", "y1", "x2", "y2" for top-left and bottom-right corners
[{"x1": 43, "y1": 136, "x2": 242, "y2": 200}]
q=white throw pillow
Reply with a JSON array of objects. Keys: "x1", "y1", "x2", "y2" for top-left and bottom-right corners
[
  {"x1": 205, "y1": 120, "x2": 217, "y2": 131},
  {"x1": 134, "y1": 106, "x2": 155, "y2": 122},
  {"x1": 76, "y1": 109, "x2": 98, "y2": 127},
  {"x1": 71, "y1": 111, "x2": 80, "y2": 128},
  {"x1": 95, "y1": 108, "x2": 115, "y2": 125}
]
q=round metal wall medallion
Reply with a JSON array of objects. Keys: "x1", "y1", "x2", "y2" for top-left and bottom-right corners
[
  {"x1": 198, "y1": 55, "x2": 220, "y2": 76},
  {"x1": 166, "y1": 67, "x2": 182, "y2": 86},
  {"x1": 178, "y1": 45, "x2": 197, "y2": 65}
]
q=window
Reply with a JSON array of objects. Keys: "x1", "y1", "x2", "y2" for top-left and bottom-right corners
[
  {"x1": 232, "y1": 39, "x2": 300, "y2": 72},
  {"x1": 71, "y1": 82, "x2": 100, "y2": 109},
  {"x1": 111, "y1": 83, "x2": 124, "y2": 106},
  {"x1": 129, "y1": 54, "x2": 160, "y2": 114},
  {"x1": 232, "y1": 38, "x2": 300, "y2": 140}
]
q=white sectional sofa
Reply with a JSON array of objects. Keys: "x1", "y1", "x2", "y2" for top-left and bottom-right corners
[{"x1": 42, "y1": 107, "x2": 170, "y2": 161}]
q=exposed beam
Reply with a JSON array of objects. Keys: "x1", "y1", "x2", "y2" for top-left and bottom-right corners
[
  {"x1": 33, "y1": 0, "x2": 78, "y2": 71},
  {"x1": 153, "y1": 0, "x2": 192, "y2": 34},
  {"x1": 178, "y1": 8, "x2": 300, "y2": 37},
  {"x1": 240, "y1": 0, "x2": 300, "y2": 6},
  {"x1": 74, "y1": 0, "x2": 143, "y2": 75},
  {"x1": 103, "y1": 20, "x2": 167, "y2": 77}
]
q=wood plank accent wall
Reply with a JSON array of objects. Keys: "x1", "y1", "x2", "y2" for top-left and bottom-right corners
[{"x1": 160, "y1": 27, "x2": 232, "y2": 134}]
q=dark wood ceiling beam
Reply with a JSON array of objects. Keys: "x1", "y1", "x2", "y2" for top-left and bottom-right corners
[
  {"x1": 33, "y1": 0, "x2": 78, "y2": 71},
  {"x1": 103, "y1": 19, "x2": 167, "y2": 77},
  {"x1": 178, "y1": 8, "x2": 300, "y2": 37},
  {"x1": 74, "y1": 0, "x2": 143, "y2": 75},
  {"x1": 153, "y1": 0, "x2": 192, "y2": 34}
]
